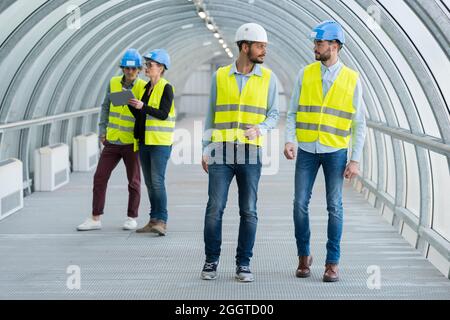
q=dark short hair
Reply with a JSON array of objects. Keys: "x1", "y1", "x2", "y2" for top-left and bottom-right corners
[
  {"x1": 237, "y1": 40, "x2": 253, "y2": 52},
  {"x1": 328, "y1": 40, "x2": 343, "y2": 51}
]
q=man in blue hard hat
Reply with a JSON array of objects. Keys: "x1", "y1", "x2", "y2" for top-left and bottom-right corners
[
  {"x1": 77, "y1": 48, "x2": 147, "y2": 231},
  {"x1": 284, "y1": 20, "x2": 367, "y2": 282}
]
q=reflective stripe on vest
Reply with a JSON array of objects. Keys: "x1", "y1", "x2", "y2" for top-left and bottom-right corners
[
  {"x1": 212, "y1": 64, "x2": 271, "y2": 146},
  {"x1": 296, "y1": 62, "x2": 358, "y2": 148},
  {"x1": 106, "y1": 76, "x2": 147, "y2": 144},
  {"x1": 143, "y1": 78, "x2": 176, "y2": 146}
]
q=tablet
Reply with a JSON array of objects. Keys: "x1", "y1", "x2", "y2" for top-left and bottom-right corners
[{"x1": 110, "y1": 90, "x2": 135, "y2": 106}]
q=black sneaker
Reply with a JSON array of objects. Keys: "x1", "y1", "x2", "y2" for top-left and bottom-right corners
[
  {"x1": 235, "y1": 265, "x2": 254, "y2": 282},
  {"x1": 201, "y1": 261, "x2": 219, "y2": 280}
]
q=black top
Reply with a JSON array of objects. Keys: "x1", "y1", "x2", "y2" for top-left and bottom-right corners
[{"x1": 128, "y1": 81, "x2": 174, "y2": 142}]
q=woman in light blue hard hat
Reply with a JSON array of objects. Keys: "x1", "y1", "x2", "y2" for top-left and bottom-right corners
[
  {"x1": 128, "y1": 49, "x2": 176, "y2": 236},
  {"x1": 77, "y1": 48, "x2": 147, "y2": 232}
]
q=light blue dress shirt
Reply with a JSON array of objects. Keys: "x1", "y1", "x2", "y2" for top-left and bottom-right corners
[
  {"x1": 285, "y1": 60, "x2": 366, "y2": 162},
  {"x1": 202, "y1": 62, "x2": 280, "y2": 154}
]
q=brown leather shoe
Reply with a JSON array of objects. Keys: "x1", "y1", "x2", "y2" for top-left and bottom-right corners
[
  {"x1": 295, "y1": 255, "x2": 313, "y2": 278},
  {"x1": 323, "y1": 263, "x2": 339, "y2": 282},
  {"x1": 135, "y1": 219, "x2": 157, "y2": 233},
  {"x1": 150, "y1": 220, "x2": 167, "y2": 236}
]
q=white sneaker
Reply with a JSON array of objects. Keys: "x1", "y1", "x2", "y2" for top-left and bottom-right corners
[
  {"x1": 77, "y1": 218, "x2": 102, "y2": 231},
  {"x1": 123, "y1": 217, "x2": 137, "y2": 230}
]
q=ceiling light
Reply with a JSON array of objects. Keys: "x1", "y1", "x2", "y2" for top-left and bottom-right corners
[{"x1": 197, "y1": 8, "x2": 207, "y2": 19}]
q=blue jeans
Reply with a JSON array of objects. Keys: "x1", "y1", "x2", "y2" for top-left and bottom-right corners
[
  {"x1": 204, "y1": 145, "x2": 262, "y2": 267},
  {"x1": 293, "y1": 148, "x2": 347, "y2": 264},
  {"x1": 138, "y1": 144, "x2": 171, "y2": 222}
]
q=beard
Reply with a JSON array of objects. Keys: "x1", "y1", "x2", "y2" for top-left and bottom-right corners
[
  {"x1": 247, "y1": 49, "x2": 265, "y2": 64},
  {"x1": 315, "y1": 48, "x2": 332, "y2": 62}
]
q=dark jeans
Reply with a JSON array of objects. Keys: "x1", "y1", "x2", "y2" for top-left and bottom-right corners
[
  {"x1": 92, "y1": 142, "x2": 141, "y2": 217},
  {"x1": 204, "y1": 143, "x2": 262, "y2": 267},
  {"x1": 138, "y1": 144, "x2": 171, "y2": 222},
  {"x1": 293, "y1": 148, "x2": 347, "y2": 264}
]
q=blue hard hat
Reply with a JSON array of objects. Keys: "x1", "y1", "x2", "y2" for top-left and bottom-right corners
[
  {"x1": 120, "y1": 48, "x2": 143, "y2": 68},
  {"x1": 144, "y1": 49, "x2": 171, "y2": 70},
  {"x1": 310, "y1": 20, "x2": 345, "y2": 44}
]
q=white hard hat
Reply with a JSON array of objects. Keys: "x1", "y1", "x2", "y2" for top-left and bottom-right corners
[{"x1": 235, "y1": 23, "x2": 268, "y2": 43}]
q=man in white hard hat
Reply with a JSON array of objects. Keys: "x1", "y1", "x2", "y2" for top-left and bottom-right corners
[
  {"x1": 200, "y1": 23, "x2": 280, "y2": 282},
  {"x1": 284, "y1": 20, "x2": 366, "y2": 282}
]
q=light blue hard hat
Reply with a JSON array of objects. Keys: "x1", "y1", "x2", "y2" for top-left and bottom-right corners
[
  {"x1": 310, "y1": 20, "x2": 345, "y2": 44},
  {"x1": 144, "y1": 49, "x2": 171, "y2": 70},
  {"x1": 120, "y1": 48, "x2": 143, "y2": 68}
]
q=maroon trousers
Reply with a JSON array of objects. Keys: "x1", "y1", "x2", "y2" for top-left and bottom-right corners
[{"x1": 92, "y1": 142, "x2": 141, "y2": 217}]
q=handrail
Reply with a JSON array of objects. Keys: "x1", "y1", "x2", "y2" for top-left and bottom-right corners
[
  {"x1": 0, "y1": 108, "x2": 100, "y2": 133},
  {"x1": 367, "y1": 120, "x2": 450, "y2": 157},
  {"x1": 0, "y1": 113, "x2": 449, "y2": 157},
  {"x1": 356, "y1": 175, "x2": 450, "y2": 261}
]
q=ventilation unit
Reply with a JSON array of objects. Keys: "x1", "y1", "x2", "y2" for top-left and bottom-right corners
[
  {"x1": 73, "y1": 133, "x2": 99, "y2": 171},
  {"x1": 34, "y1": 144, "x2": 70, "y2": 191},
  {"x1": 0, "y1": 159, "x2": 24, "y2": 220}
]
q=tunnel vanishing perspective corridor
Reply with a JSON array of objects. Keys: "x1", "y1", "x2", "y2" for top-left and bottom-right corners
[{"x1": 0, "y1": 0, "x2": 449, "y2": 301}]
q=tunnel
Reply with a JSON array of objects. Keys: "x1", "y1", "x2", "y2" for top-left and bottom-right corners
[{"x1": 0, "y1": 0, "x2": 449, "y2": 300}]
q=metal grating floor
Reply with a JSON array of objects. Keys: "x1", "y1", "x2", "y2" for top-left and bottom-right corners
[{"x1": 0, "y1": 117, "x2": 449, "y2": 300}]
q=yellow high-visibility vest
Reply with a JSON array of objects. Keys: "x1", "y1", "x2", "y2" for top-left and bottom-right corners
[
  {"x1": 212, "y1": 64, "x2": 271, "y2": 146},
  {"x1": 106, "y1": 76, "x2": 147, "y2": 144},
  {"x1": 143, "y1": 78, "x2": 176, "y2": 146},
  {"x1": 296, "y1": 62, "x2": 358, "y2": 148}
]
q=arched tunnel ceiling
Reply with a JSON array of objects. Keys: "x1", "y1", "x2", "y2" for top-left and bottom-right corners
[{"x1": 0, "y1": 0, "x2": 449, "y2": 142}]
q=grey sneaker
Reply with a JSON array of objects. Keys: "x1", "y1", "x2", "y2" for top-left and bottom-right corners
[
  {"x1": 201, "y1": 261, "x2": 219, "y2": 280},
  {"x1": 235, "y1": 266, "x2": 254, "y2": 282}
]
